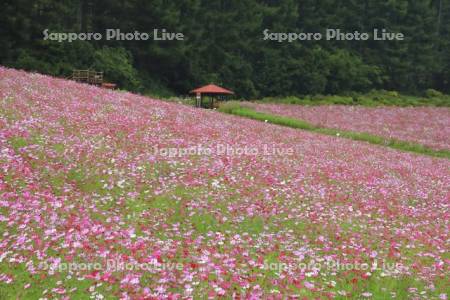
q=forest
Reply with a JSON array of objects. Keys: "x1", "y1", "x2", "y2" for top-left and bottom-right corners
[{"x1": 1, "y1": 0, "x2": 449, "y2": 98}]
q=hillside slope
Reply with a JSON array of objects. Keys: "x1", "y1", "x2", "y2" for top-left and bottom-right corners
[
  {"x1": 250, "y1": 103, "x2": 450, "y2": 151},
  {"x1": 0, "y1": 67, "x2": 449, "y2": 299}
]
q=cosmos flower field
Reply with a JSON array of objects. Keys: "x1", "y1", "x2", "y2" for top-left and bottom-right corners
[
  {"x1": 0, "y1": 67, "x2": 449, "y2": 299},
  {"x1": 250, "y1": 103, "x2": 450, "y2": 151}
]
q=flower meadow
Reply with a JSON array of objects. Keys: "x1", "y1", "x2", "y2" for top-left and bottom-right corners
[
  {"x1": 0, "y1": 67, "x2": 449, "y2": 299},
  {"x1": 250, "y1": 103, "x2": 450, "y2": 151}
]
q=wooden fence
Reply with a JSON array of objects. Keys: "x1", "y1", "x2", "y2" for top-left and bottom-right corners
[{"x1": 70, "y1": 70, "x2": 103, "y2": 85}]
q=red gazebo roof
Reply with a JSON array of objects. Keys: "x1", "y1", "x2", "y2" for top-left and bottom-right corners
[{"x1": 190, "y1": 84, "x2": 234, "y2": 95}]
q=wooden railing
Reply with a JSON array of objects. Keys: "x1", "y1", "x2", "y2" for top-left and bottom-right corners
[{"x1": 71, "y1": 70, "x2": 103, "y2": 85}]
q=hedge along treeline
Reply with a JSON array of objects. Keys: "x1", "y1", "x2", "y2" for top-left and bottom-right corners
[{"x1": 0, "y1": 0, "x2": 449, "y2": 99}]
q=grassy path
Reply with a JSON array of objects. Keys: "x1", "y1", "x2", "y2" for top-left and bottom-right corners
[{"x1": 219, "y1": 104, "x2": 450, "y2": 159}]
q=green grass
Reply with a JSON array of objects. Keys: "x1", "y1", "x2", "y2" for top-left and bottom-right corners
[
  {"x1": 219, "y1": 103, "x2": 450, "y2": 159},
  {"x1": 258, "y1": 90, "x2": 450, "y2": 107},
  {"x1": 333, "y1": 273, "x2": 448, "y2": 300},
  {"x1": 8, "y1": 136, "x2": 29, "y2": 152},
  {"x1": 190, "y1": 214, "x2": 220, "y2": 234},
  {"x1": 0, "y1": 263, "x2": 116, "y2": 300},
  {"x1": 239, "y1": 216, "x2": 265, "y2": 235}
]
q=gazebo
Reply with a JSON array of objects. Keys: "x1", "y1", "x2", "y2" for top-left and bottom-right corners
[{"x1": 190, "y1": 84, "x2": 234, "y2": 108}]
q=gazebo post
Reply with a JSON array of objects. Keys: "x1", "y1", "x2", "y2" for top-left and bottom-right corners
[{"x1": 195, "y1": 93, "x2": 199, "y2": 107}]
